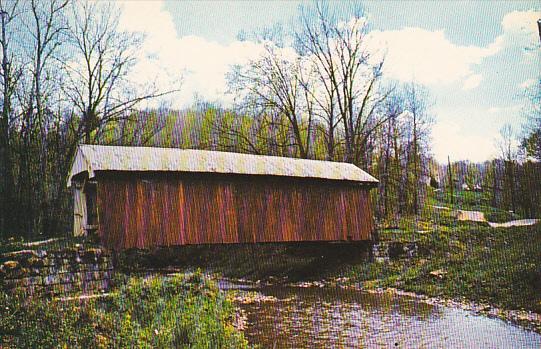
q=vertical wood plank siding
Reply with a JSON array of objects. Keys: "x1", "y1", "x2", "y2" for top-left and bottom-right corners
[{"x1": 96, "y1": 172, "x2": 374, "y2": 250}]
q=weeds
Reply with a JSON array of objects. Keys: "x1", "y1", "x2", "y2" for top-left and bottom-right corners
[{"x1": 0, "y1": 271, "x2": 250, "y2": 348}]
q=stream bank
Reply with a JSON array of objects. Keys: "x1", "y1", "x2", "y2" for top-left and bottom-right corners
[
  {"x1": 221, "y1": 279, "x2": 541, "y2": 348},
  {"x1": 217, "y1": 276, "x2": 541, "y2": 335}
]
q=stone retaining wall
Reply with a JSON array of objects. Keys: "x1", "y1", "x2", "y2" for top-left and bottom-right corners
[{"x1": 0, "y1": 247, "x2": 113, "y2": 296}]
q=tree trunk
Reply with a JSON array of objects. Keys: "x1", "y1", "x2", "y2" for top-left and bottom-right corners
[{"x1": 0, "y1": 12, "x2": 13, "y2": 235}]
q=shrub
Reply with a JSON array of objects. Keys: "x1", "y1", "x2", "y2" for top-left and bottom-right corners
[{"x1": 0, "y1": 271, "x2": 250, "y2": 348}]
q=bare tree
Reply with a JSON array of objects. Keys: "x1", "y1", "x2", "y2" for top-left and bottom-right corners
[
  {"x1": 403, "y1": 83, "x2": 433, "y2": 214},
  {"x1": 521, "y1": 78, "x2": 541, "y2": 160},
  {"x1": 370, "y1": 82, "x2": 432, "y2": 219},
  {"x1": 374, "y1": 92, "x2": 404, "y2": 219},
  {"x1": 0, "y1": 0, "x2": 20, "y2": 235},
  {"x1": 28, "y1": 0, "x2": 67, "y2": 137},
  {"x1": 498, "y1": 124, "x2": 516, "y2": 162},
  {"x1": 228, "y1": 40, "x2": 315, "y2": 158},
  {"x1": 295, "y1": 2, "x2": 391, "y2": 166},
  {"x1": 12, "y1": 0, "x2": 68, "y2": 234},
  {"x1": 62, "y1": 1, "x2": 172, "y2": 146},
  {"x1": 497, "y1": 124, "x2": 517, "y2": 212}
]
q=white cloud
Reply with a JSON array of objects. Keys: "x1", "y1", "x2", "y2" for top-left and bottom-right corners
[
  {"x1": 499, "y1": 10, "x2": 541, "y2": 50},
  {"x1": 114, "y1": 3, "x2": 537, "y2": 109},
  {"x1": 366, "y1": 28, "x2": 499, "y2": 86},
  {"x1": 487, "y1": 104, "x2": 522, "y2": 117},
  {"x1": 431, "y1": 103, "x2": 523, "y2": 162},
  {"x1": 462, "y1": 74, "x2": 482, "y2": 90},
  {"x1": 431, "y1": 120, "x2": 496, "y2": 163},
  {"x1": 117, "y1": 1, "x2": 264, "y2": 108},
  {"x1": 366, "y1": 10, "x2": 540, "y2": 88}
]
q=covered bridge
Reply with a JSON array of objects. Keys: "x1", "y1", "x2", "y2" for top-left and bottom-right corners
[{"x1": 68, "y1": 145, "x2": 378, "y2": 250}]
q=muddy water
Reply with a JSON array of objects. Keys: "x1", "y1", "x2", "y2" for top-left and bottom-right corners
[{"x1": 230, "y1": 284, "x2": 541, "y2": 348}]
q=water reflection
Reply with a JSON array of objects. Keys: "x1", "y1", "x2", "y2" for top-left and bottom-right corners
[{"x1": 232, "y1": 285, "x2": 541, "y2": 348}]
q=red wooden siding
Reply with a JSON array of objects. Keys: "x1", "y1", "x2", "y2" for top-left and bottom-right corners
[{"x1": 96, "y1": 172, "x2": 375, "y2": 250}]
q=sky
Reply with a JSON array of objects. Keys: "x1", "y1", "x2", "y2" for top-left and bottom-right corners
[{"x1": 116, "y1": 1, "x2": 540, "y2": 163}]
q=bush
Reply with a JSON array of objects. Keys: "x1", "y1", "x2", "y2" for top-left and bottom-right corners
[
  {"x1": 0, "y1": 271, "x2": 250, "y2": 348},
  {"x1": 110, "y1": 272, "x2": 249, "y2": 348}
]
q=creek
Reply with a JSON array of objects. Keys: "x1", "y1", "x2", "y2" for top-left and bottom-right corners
[{"x1": 221, "y1": 281, "x2": 541, "y2": 348}]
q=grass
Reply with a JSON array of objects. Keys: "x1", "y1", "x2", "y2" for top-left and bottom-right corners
[
  {"x1": 351, "y1": 191, "x2": 541, "y2": 313},
  {"x1": 0, "y1": 271, "x2": 250, "y2": 348},
  {"x1": 429, "y1": 189, "x2": 493, "y2": 211},
  {"x1": 428, "y1": 189, "x2": 525, "y2": 222},
  {"x1": 353, "y1": 220, "x2": 541, "y2": 313},
  {"x1": 484, "y1": 210, "x2": 521, "y2": 223}
]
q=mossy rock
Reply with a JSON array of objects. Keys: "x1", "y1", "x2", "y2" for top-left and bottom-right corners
[
  {"x1": 388, "y1": 242, "x2": 407, "y2": 259},
  {"x1": 80, "y1": 248, "x2": 105, "y2": 262},
  {"x1": 2, "y1": 260, "x2": 20, "y2": 270},
  {"x1": 85, "y1": 248, "x2": 103, "y2": 255},
  {"x1": 61, "y1": 246, "x2": 81, "y2": 255},
  {"x1": 1, "y1": 250, "x2": 40, "y2": 261},
  {"x1": 41, "y1": 257, "x2": 54, "y2": 266},
  {"x1": 22, "y1": 256, "x2": 45, "y2": 268},
  {"x1": 28, "y1": 268, "x2": 42, "y2": 276},
  {"x1": 2, "y1": 266, "x2": 31, "y2": 280}
]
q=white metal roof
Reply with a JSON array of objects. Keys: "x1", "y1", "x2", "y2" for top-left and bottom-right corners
[{"x1": 67, "y1": 144, "x2": 378, "y2": 187}]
